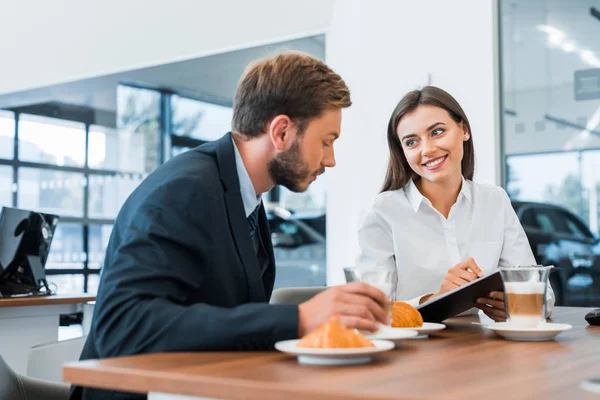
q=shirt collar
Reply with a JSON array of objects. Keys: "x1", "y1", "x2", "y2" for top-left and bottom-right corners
[
  {"x1": 231, "y1": 137, "x2": 261, "y2": 218},
  {"x1": 405, "y1": 179, "x2": 424, "y2": 212},
  {"x1": 404, "y1": 176, "x2": 472, "y2": 213},
  {"x1": 459, "y1": 177, "x2": 473, "y2": 204}
]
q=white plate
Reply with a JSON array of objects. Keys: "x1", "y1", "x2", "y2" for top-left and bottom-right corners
[
  {"x1": 485, "y1": 322, "x2": 573, "y2": 341},
  {"x1": 401, "y1": 322, "x2": 446, "y2": 335},
  {"x1": 366, "y1": 327, "x2": 419, "y2": 345},
  {"x1": 274, "y1": 339, "x2": 395, "y2": 365}
]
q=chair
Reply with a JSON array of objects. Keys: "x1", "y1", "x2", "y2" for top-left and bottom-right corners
[
  {"x1": 0, "y1": 354, "x2": 69, "y2": 400},
  {"x1": 27, "y1": 335, "x2": 87, "y2": 383},
  {"x1": 270, "y1": 286, "x2": 327, "y2": 305}
]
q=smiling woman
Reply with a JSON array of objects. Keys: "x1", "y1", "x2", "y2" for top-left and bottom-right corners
[
  {"x1": 382, "y1": 86, "x2": 474, "y2": 193},
  {"x1": 356, "y1": 86, "x2": 555, "y2": 322}
]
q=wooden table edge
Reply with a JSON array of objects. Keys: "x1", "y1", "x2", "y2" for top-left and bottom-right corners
[{"x1": 0, "y1": 294, "x2": 96, "y2": 307}]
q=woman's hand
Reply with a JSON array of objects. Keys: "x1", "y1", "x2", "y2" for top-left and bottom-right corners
[
  {"x1": 423, "y1": 258, "x2": 484, "y2": 303},
  {"x1": 475, "y1": 291, "x2": 506, "y2": 322},
  {"x1": 438, "y1": 257, "x2": 484, "y2": 294}
]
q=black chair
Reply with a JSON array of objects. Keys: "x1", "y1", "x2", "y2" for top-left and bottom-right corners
[{"x1": 0, "y1": 354, "x2": 69, "y2": 400}]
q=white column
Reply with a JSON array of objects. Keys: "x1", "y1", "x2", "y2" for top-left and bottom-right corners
[{"x1": 326, "y1": 0, "x2": 500, "y2": 285}]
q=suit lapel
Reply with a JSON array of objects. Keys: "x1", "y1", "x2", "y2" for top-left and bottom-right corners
[{"x1": 215, "y1": 133, "x2": 267, "y2": 302}]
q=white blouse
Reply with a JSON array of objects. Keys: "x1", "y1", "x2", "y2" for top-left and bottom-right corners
[{"x1": 356, "y1": 178, "x2": 555, "y2": 314}]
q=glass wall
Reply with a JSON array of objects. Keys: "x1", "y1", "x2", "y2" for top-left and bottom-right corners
[
  {"x1": 0, "y1": 85, "x2": 161, "y2": 294},
  {"x1": 170, "y1": 94, "x2": 233, "y2": 141},
  {"x1": 501, "y1": 0, "x2": 600, "y2": 306}
]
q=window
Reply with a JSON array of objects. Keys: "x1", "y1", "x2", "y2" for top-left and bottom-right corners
[
  {"x1": 0, "y1": 110, "x2": 14, "y2": 159},
  {"x1": 0, "y1": 166, "x2": 12, "y2": 207},
  {"x1": 88, "y1": 173, "x2": 144, "y2": 219},
  {"x1": 116, "y1": 85, "x2": 161, "y2": 173},
  {"x1": 47, "y1": 275, "x2": 84, "y2": 294},
  {"x1": 582, "y1": 150, "x2": 600, "y2": 236},
  {"x1": 501, "y1": 0, "x2": 600, "y2": 236},
  {"x1": 87, "y1": 273, "x2": 101, "y2": 295},
  {"x1": 167, "y1": 95, "x2": 232, "y2": 158},
  {"x1": 0, "y1": 85, "x2": 162, "y2": 293},
  {"x1": 45, "y1": 223, "x2": 85, "y2": 270},
  {"x1": 88, "y1": 224, "x2": 113, "y2": 270},
  {"x1": 170, "y1": 95, "x2": 232, "y2": 141},
  {"x1": 18, "y1": 168, "x2": 85, "y2": 217},
  {"x1": 18, "y1": 114, "x2": 86, "y2": 167}
]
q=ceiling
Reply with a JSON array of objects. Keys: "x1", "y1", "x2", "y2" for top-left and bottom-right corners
[
  {"x1": 0, "y1": 35, "x2": 325, "y2": 114},
  {"x1": 502, "y1": 0, "x2": 600, "y2": 92},
  {"x1": 2, "y1": 1, "x2": 598, "y2": 112}
]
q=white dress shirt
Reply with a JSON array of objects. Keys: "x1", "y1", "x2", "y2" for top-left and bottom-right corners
[{"x1": 356, "y1": 178, "x2": 555, "y2": 314}]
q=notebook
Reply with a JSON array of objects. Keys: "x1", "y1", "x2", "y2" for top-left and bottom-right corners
[{"x1": 416, "y1": 271, "x2": 504, "y2": 323}]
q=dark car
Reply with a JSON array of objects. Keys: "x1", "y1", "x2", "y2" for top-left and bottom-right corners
[
  {"x1": 512, "y1": 201, "x2": 600, "y2": 306},
  {"x1": 266, "y1": 205, "x2": 326, "y2": 289}
]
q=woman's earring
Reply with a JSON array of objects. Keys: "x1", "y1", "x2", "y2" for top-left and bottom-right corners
[{"x1": 465, "y1": 134, "x2": 470, "y2": 140}]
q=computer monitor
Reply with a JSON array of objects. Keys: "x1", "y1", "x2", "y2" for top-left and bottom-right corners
[{"x1": 0, "y1": 207, "x2": 59, "y2": 297}]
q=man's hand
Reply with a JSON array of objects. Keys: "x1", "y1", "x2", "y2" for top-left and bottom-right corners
[
  {"x1": 475, "y1": 291, "x2": 506, "y2": 322},
  {"x1": 297, "y1": 282, "x2": 390, "y2": 337}
]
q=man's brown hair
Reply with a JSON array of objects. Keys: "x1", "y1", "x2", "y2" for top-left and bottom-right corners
[{"x1": 232, "y1": 51, "x2": 352, "y2": 137}]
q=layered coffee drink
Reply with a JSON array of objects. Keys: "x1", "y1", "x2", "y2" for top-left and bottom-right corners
[{"x1": 505, "y1": 282, "x2": 546, "y2": 327}]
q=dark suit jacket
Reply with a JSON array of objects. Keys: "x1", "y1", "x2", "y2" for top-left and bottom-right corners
[{"x1": 72, "y1": 133, "x2": 299, "y2": 400}]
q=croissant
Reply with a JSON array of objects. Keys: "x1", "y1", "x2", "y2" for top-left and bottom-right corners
[
  {"x1": 297, "y1": 317, "x2": 375, "y2": 348},
  {"x1": 392, "y1": 301, "x2": 424, "y2": 328}
]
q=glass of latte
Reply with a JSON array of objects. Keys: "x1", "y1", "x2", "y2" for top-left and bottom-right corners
[{"x1": 499, "y1": 265, "x2": 551, "y2": 328}]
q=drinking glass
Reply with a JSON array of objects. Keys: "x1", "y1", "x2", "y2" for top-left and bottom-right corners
[
  {"x1": 344, "y1": 265, "x2": 398, "y2": 325},
  {"x1": 499, "y1": 265, "x2": 551, "y2": 328}
]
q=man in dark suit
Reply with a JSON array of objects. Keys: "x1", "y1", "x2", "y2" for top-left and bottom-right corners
[{"x1": 72, "y1": 52, "x2": 389, "y2": 400}]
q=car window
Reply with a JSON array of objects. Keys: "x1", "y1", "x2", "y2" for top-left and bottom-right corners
[
  {"x1": 520, "y1": 208, "x2": 538, "y2": 229},
  {"x1": 557, "y1": 211, "x2": 592, "y2": 239},
  {"x1": 534, "y1": 210, "x2": 556, "y2": 233},
  {"x1": 267, "y1": 216, "x2": 314, "y2": 246}
]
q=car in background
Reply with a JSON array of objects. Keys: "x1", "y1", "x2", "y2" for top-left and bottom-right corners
[
  {"x1": 266, "y1": 204, "x2": 326, "y2": 289},
  {"x1": 512, "y1": 201, "x2": 600, "y2": 306}
]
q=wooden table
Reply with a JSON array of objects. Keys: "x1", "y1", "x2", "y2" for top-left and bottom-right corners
[
  {"x1": 64, "y1": 307, "x2": 600, "y2": 400},
  {"x1": 0, "y1": 294, "x2": 95, "y2": 374}
]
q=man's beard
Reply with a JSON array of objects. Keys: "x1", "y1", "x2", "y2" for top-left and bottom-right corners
[{"x1": 267, "y1": 140, "x2": 323, "y2": 193}]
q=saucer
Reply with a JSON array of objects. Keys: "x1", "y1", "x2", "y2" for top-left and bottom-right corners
[
  {"x1": 274, "y1": 339, "x2": 395, "y2": 365},
  {"x1": 367, "y1": 322, "x2": 446, "y2": 339},
  {"x1": 403, "y1": 322, "x2": 446, "y2": 336},
  {"x1": 485, "y1": 322, "x2": 573, "y2": 341},
  {"x1": 365, "y1": 327, "x2": 419, "y2": 345}
]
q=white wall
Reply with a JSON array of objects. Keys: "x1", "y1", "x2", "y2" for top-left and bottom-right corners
[
  {"x1": 0, "y1": 0, "x2": 333, "y2": 95},
  {"x1": 326, "y1": 0, "x2": 500, "y2": 285}
]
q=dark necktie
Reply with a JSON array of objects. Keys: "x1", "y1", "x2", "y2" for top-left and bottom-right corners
[{"x1": 247, "y1": 205, "x2": 260, "y2": 239}]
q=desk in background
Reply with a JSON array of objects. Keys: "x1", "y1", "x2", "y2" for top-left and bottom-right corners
[
  {"x1": 0, "y1": 294, "x2": 94, "y2": 375},
  {"x1": 64, "y1": 307, "x2": 600, "y2": 400}
]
